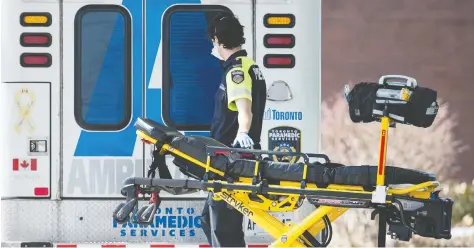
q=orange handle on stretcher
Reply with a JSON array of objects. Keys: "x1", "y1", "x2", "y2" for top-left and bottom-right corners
[{"x1": 376, "y1": 116, "x2": 390, "y2": 186}]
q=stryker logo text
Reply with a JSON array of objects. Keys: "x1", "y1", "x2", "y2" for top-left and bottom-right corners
[
  {"x1": 221, "y1": 192, "x2": 254, "y2": 217},
  {"x1": 263, "y1": 108, "x2": 303, "y2": 121}
]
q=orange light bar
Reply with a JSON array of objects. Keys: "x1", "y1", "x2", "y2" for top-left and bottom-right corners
[{"x1": 264, "y1": 14, "x2": 295, "y2": 28}]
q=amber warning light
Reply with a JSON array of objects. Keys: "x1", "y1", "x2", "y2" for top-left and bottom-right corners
[
  {"x1": 20, "y1": 12, "x2": 52, "y2": 27},
  {"x1": 264, "y1": 14, "x2": 295, "y2": 28}
]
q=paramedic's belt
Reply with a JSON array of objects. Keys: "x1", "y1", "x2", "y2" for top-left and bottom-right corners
[{"x1": 112, "y1": 116, "x2": 453, "y2": 248}]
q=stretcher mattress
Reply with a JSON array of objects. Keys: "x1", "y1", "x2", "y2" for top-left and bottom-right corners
[{"x1": 135, "y1": 118, "x2": 437, "y2": 187}]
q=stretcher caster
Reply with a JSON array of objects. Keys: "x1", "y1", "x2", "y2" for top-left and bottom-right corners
[
  {"x1": 131, "y1": 192, "x2": 161, "y2": 226},
  {"x1": 113, "y1": 198, "x2": 138, "y2": 224},
  {"x1": 112, "y1": 203, "x2": 128, "y2": 224},
  {"x1": 134, "y1": 203, "x2": 158, "y2": 226},
  {"x1": 114, "y1": 179, "x2": 140, "y2": 224}
]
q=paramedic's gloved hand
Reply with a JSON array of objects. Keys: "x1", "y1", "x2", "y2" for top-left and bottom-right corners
[{"x1": 232, "y1": 132, "x2": 254, "y2": 149}]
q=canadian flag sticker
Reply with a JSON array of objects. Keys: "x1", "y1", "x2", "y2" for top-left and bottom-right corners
[{"x1": 13, "y1": 158, "x2": 37, "y2": 171}]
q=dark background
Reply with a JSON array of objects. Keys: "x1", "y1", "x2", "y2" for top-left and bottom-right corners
[{"x1": 321, "y1": 0, "x2": 474, "y2": 182}]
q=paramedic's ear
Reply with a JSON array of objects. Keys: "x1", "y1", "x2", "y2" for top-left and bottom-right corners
[{"x1": 211, "y1": 37, "x2": 224, "y2": 61}]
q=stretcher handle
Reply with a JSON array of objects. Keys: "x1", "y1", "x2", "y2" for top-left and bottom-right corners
[
  {"x1": 205, "y1": 146, "x2": 330, "y2": 163},
  {"x1": 378, "y1": 75, "x2": 418, "y2": 89},
  {"x1": 306, "y1": 153, "x2": 331, "y2": 163}
]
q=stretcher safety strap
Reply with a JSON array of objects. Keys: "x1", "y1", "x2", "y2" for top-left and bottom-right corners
[
  {"x1": 253, "y1": 160, "x2": 260, "y2": 185},
  {"x1": 301, "y1": 164, "x2": 308, "y2": 189},
  {"x1": 303, "y1": 164, "x2": 308, "y2": 180},
  {"x1": 206, "y1": 156, "x2": 210, "y2": 170},
  {"x1": 201, "y1": 156, "x2": 210, "y2": 182}
]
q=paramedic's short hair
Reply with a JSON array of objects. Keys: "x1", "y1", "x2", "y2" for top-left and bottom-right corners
[{"x1": 207, "y1": 13, "x2": 246, "y2": 49}]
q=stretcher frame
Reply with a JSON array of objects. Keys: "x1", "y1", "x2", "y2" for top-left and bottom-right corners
[
  {"x1": 113, "y1": 76, "x2": 453, "y2": 247},
  {"x1": 126, "y1": 111, "x2": 440, "y2": 247}
]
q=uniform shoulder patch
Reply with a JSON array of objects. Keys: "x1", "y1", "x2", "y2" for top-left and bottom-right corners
[{"x1": 231, "y1": 70, "x2": 245, "y2": 84}]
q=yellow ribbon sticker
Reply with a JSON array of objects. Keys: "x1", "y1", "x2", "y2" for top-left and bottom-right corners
[{"x1": 14, "y1": 88, "x2": 36, "y2": 134}]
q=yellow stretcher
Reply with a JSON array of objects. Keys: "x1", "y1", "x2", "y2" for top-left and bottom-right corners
[{"x1": 112, "y1": 114, "x2": 453, "y2": 247}]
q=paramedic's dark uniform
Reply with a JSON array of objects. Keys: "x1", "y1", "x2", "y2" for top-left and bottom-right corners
[{"x1": 201, "y1": 49, "x2": 267, "y2": 247}]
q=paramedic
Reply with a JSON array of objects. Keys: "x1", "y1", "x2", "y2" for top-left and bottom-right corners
[{"x1": 200, "y1": 13, "x2": 267, "y2": 247}]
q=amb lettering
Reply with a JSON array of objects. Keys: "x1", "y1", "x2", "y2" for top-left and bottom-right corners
[
  {"x1": 67, "y1": 158, "x2": 149, "y2": 195},
  {"x1": 113, "y1": 207, "x2": 201, "y2": 237},
  {"x1": 221, "y1": 192, "x2": 254, "y2": 217}
]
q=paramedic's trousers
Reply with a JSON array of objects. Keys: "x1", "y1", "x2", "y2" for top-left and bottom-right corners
[
  {"x1": 201, "y1": 193, "x2": 246, "y2": 247},
  {"x1": 200, "y1": 143, "x2": 261, "y2": 247}
]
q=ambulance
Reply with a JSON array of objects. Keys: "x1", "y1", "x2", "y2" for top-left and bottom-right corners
[{"x1": 1, "y1": 0, "x2": 322, "y2": 246}]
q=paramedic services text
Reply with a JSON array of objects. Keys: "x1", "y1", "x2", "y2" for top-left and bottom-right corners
[{"x1": 113, "y1": 207, "x2": 201, "y2": 237}]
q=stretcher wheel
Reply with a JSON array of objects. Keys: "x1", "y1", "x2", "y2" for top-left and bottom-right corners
[
  {"x1": 132, "y1": 205, "x2": 148, "y2": 224},
  {"x1": 131, "y1": 204, "x2": 156, "y2": 226},
  {"x1": 113, "y1": 198, "x2": 137, "y2": 224},
  {"x1": 137, "y1": 204, "x2": 158, "y2": 224},
  {"x1": 112, "y1": 203, "x2": 130, "y2": 224}
]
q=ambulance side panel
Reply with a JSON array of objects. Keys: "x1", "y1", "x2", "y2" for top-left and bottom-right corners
[
  {"x1": 1, "y1": 0, "x2": 60, "y2": 243},
  {"x1": 1, "y1": 0, "x2": 59, "y2": 199},
  {"x1": 246, "y1": 0, "x2": 323, "y2": 237},
  {"x1": 257, "y1": 0, "x2": 322, "y2": 156}
]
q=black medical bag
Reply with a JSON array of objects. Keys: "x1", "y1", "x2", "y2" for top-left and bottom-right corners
[
  {"x1": 346, "y1": 82, "x2": 379, "y2": 123},
  {"x1": 404, "y1": 86, "x2": 439, "y2": 127},
  {"x1": 346, "y1": 75, "x2": 439, "y2": 128}
]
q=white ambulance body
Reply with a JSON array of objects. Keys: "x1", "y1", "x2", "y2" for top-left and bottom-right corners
[{"x1": 1, "y1": 0, "x2": 321, "y2": 246}]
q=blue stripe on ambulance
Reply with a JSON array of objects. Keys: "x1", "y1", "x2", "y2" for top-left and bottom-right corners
[{"x1": 74, "y1": 0, "x2": 204, "y2": 157}]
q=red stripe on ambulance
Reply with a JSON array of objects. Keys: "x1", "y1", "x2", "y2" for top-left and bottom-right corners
[{"x1": 150, "y1": 245, "x2": 175, "y2": 248}]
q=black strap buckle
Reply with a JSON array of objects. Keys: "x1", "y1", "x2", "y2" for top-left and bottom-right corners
[
  {"x1": 300, "y1": 180, "x2": 307, "y2": 189},
  {"x1": 213, "y1": 182, "x2": 223, "y2": 193},
  {"x1": 256, "y1": 179, "x2": 268, "y2": 195},
  {"x1": 184, "y1": 179, "x2": 189, "y2": 189}
]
